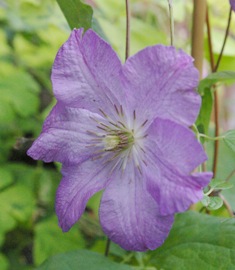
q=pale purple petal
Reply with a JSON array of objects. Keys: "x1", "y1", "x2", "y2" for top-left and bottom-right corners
[
  {"x1": 230, "y1": 0, "x2": 235, "y2": 11},
  {"x1": 99, "y1": 163, "x2": 174, "y2": 251},
  {"x1": 56, "y1": 159, "x2": 111, "y2": 232},
  {"x1": 27, "y1": 102, "x2": 105, "y2": 164},
  {"x1": 144, "y1": 118, "x2": 213, "y2": 215},
  {"x1": 147, "y1": 117, "x2": 207, "y2": 174},
  {"x1": 121, "y1": 45, "x2": 200, "y2": 126},
  {"x1": 51, "y1": 29, "x2": 125, "y2": 117}
]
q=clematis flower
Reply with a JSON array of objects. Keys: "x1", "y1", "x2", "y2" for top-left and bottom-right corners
[
  {"x1": 28, "y1": 29, "x2": 212, "y2": 251},
  {"x1": 230, "y1": 0, "x2": 235, "y2": 11}
]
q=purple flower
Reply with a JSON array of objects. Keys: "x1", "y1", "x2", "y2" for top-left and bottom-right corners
[
  {"x1": 28, "y1": 29, "x2": 212, "y2": 251},
  {"x1": 230, "y1": 0, "x2": 235, "y2": 10}
]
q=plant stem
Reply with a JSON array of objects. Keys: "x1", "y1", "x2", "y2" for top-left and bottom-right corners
[
  {"x1": 199, "y1": 134, "x2": 225, "y2": 141},
  {"x1": 219, "y1": 194, "x2": 234, "y2": 217},
  {"x1": 225, "y1": 169, "x2": 235, "y2": 182},
  {"x1": 214, "y1": 8, "x2": 233, "y2": 71},
  {"x1": 206, "y1": 7, "x2": 232, "y2": 177},
  {"x1": 206, "y1": 8, "x2": 215, "y2": 70},
  {"x1": 125, "y1": 0, "x2": 130, "y2": 60},
  {"x1": 168, "y1": 0, "x2": 174, "y2": 46},
  {"x1": 191, "y1": 0, "x2": 207, "y2": 78},
  {"x1": 104, "y1": 238, "x2": 111, "y2": 257}
]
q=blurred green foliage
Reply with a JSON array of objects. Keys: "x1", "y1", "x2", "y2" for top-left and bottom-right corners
[{"x1": 0, "y1": 0, "x2": 235, "y2": 269}]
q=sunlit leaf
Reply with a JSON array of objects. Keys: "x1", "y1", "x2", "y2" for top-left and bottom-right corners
[
  {"x1": 210, "y1": 178, "x2": 233, "y2": 190},
  {"x1": 34, "y1": 215, "x2": 85, "y2": 266},
  {"x1": 201, "y1": 195, "x2": 223, "y2": 210},
  {"x1": 0, "y1": 254, "x2": 9, "y2": 270},
  {"x1": 196, "y1": 71, "x2": 235, "y2": 135},
  {"x1": 223, "y1": 130, "x2": 235, "y2": 153},
  {"x1": 196, "y1": 88, "x2": 213, "y2": 135},
  {"x1": 198, "y1": 71, "x2": 235, "y2": 94},
  {"x1": 56, "y1": 0, "x2": 93, "y2": 30}
]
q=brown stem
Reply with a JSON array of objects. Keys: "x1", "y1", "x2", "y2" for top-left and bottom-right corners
[
  {"x1": 206, "y1": 7, "x2": 218, "y2": 176},
  {"x1": 191, "y1": 0, "x2": 207, "y2": 78},
  {"x1": 225, "y1": 169, "x2": 235, "y2": 182},
  {"x1": 214, "y1": 8, "x2": 233, "y2": 71},
  {"x1": 125, "y1": 0, "x2": 130, "y2": 60},
  {"x1": 206, "y1": 7, "x2": 232, "y2": 177},
  {"x1": 219, "y1": 194, "x2": 234, "y2": 217},
  {"x1": 206, "y1": 8, "x2": 215, "y2": 70}
]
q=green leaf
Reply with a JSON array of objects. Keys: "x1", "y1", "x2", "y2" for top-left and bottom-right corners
[
  {"x1": 201, "y1": 195, "x2": 223, "y2": 210},
  {"x1": 206, "y1": 139, "x2": 235, "y2": 209},
  {"x1": 37, "y1": 250, "x2": 132, "y2": 270},
  {"x1": 0, "y1": 184, "x2": 35, "y2": 223},
  {"x1": 210, "y1": 178, "x2": 233, "y2": 190},
  {"x1": 0, "y1": 254, "x2": 9, "y2": 270},
  {"x1": 198, "y1": 71, "x2": 235, "y2": 94},
  {"x1": 56, "y1": 0, "x2": 93, "y2": 30},
  {"x1": 196, "y1": 71, "x2": 235, "y2": 135},
  {"x1": 0, "y1": 182, "x2": 35, "y2": 246},
  {"x1": 34, "y1": 215, "x2": 85, "y2": 266},
  {"x1": 223, "y1": 130, "x2": 235, "y2": 152},
  {"x1": 196, "y1": 88, "x2": 213, "y2": 135},
  {"x1": 0, "y1": 69, "x2": 40, "y2": 118},
  {"x1": 149, "y1": 211, "x2": 235, "y2": 270},
  {"x1": 0, "y1": 167, "x2": 13, "y2": 190}
]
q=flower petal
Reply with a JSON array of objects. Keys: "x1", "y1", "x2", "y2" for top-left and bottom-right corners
[
  {"x1": 51, "y1": 29, "x2": 124, "y2": 116},
  {"x1": 27, "y1": 102, "x2": 105, "y2": 164},
  {"x1": 144, "y1": 118, "x2": 213, "y2": 215},
  {"x1": 147, "y1": 117, "x2": 208, "y2": 174},
  {"x1": 122, "y1": 45, "x2": 200, "y2": 126},
  {"x1": 56, "y1": 159, "x2": 111, "y2": 232},
  {"x1": 230, "y1": 0, "x2": 235, "y2": 11},
  {"x1": 99, "y1": 163, "x2": 174, "y2": 251}
]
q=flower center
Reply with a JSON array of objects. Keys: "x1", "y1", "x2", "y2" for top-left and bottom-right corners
[
  {"x1": 87, "y1": 104, "x2": 148, "y2": 173},
  {"x1": 103, "y1": 132, "x2": 134, "y2": 151}
]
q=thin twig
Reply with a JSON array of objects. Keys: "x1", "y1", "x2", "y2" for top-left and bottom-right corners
[
  {"x1": 214, "y1": 8, "x2": 233, "y2": 72},
  {"x1": 104, "y1": 238, "x2": 111, "y2": 257},
  {"x1": 206, "y1": 7, "x2": 232, "y2": 176},
  {"x1": 168, "y1": 0, "x2": 174, "y2": 46},
  {"x1": 225, "y1": 169, "x2": 235, "y2": 182},
  {"x1": 206, "y1": 7, "x2": 219, "y2": 177},
  {"x1": 206, "y1": 8, "x2": 215, "y2": 70},
  {"x1": 219, "y1": 194, "x2": 234, "y2": 217},
  {"x1": 125, "y1": 0, "x2": 130, "y2": 60}
]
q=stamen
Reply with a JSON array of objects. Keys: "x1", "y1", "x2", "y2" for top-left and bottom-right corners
[
  {"x1": 137, "y1": 165, "x2": 142, "y2": 175},
  {"x1": 142, "y1": 159, "x2": 148, "y2": 166},
  {"x1": 109, "y1": 121, "x2": 121, "y2": 129},
  {"x1": 141, "y1": 119, "x2": 148, "y2": 127},
  {"x1": 97, "y1": 126, "x2": 108, "y2": 131},
  {"x1": 85, "y1": 144, "x2": 98, "y2": 148},
  {"x1": 114, "y1": 104, "x2": 119, "y2": 115},
  {"x1": 86, "y1": 130, "x2": 103, "y2": 137},
  {"x1": 133, "y1": 110, "x2": 136, "y2": 120},
  {"x1": 117, "y1": 121, "x2": 126, "y2": 129},
  {"x1": 91, "y1": 154, "x2": 104, "y2": 161},
  {"x1": 100, "y1": 122, "x2": 111, "y2": 129},
  {"x1": 120, "y1": 105, "x2": 124, "y2": 116},
  {"x1": 89, "y1": 116, "x2": 100, "y2": 124},
  {"x1": 99, "y1": 108, "x2": 108, "y2": 118}
]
